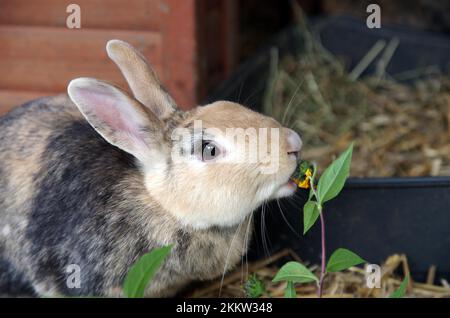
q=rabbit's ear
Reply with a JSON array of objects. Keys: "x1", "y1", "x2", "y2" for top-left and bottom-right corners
[
  {"x1": 106, "y1": 39, "x2": 176, "y2": 120},
  {"x1": 68, "y1": 77, "x2": 166, "y2": 163}
]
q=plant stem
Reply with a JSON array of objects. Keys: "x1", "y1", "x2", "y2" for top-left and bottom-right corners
[
  {"x1": 308, "y1": 166, "x2": 326, "y2": 298},
  {"x1": 318, "y1": 208, "x2": 326, "y2": 298}
]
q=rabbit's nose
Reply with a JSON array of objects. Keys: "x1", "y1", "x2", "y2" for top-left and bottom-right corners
[{"x1": 285, "y1": 129, "x2": 302, "y2": 156}]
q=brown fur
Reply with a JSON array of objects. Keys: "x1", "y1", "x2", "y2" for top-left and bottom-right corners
[{"x1": 0, "y1": 40, "x2": 301, "y2": 297}]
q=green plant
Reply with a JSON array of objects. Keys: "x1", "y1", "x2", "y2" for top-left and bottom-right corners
[
  {"x1": 123, "y1": 245, "x2": 172, "y2": 298},
  {"x1": 273, "y1": 143, "x2": 367, "y2": 298},
  {"x1": 272, "y1": 262, "x2": 318, "y2": 298},
  {"x1": 244, "y1": 274, "x2": 266, "y2": 298},
  {"x1": 389, "y1": 275, "x2": 409, "y2": 298}
]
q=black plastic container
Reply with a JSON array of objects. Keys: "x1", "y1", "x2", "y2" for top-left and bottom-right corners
[
  {"x1": 209, "y1": 17, "x2": 450, "y2": 279},
  {"x1": 252, "y1": 177, "x2": 450, "y2": 281}
]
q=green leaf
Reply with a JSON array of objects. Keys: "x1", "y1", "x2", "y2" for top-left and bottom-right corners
[
  {"x1": 273, "y1": 261, "x2": 318, "y2": 284},
  {"x1": 123, "y1": 245, "x2": 172, "y2": 298},
  {"x1": 244, "y1": 274, "x2": 266, "y2": 298},
  {"x1": 292, "y1": 160, "x2": 312, "y2": 180},
  {"x1": 317, "y1": 143, "x2": 353, "y2": 204},
  {"x1": 389, "y1": 275, "x2": 409, "y2": 298},
  {"x1": 285, "y1": 281, "x2": 297, "y2": 298},
  {"x1": 326, "y1": 248, "x2": 365, "y2": 273},
  {"x1": 308, "y1": 163, "x2": 318, "y2": 201},
  {"x1": 303, "y1": 200, "x2": 320, "y2": 234}
]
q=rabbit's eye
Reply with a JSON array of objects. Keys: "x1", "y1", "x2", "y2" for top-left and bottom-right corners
[{"x1": 202, "y1": 141, "x2": 221, "y2": 161}]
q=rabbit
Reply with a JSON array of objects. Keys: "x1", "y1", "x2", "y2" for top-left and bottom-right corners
[{"x1": 0, "y1": 40, "x2": 302, "y2": 297}]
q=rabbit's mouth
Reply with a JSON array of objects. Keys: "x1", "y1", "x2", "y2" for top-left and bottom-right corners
[
  {"x1": 272, "y1": 178, "x2": 298, "y2": 199},
  {"x1": 287, "y1": 179, "x2": 299, "y2": 188}
]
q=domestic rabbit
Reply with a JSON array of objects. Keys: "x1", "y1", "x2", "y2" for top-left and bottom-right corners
[{"x1": 0, "y1": 40, "x2": 302, "y2": 297}]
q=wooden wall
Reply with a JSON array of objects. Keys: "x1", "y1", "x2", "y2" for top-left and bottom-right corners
[{"x1": 0, "y1": 0, "x2": 238, "y2": 115}]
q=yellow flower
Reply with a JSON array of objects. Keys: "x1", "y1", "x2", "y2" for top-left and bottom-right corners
[
  {"x1": 305, "y1": 168, "x2": 313, "y2": 178},
  {"x1": 292, "y1": 168, "x2": 313, "y2": 189},
  {"x1": 298, "y1": 178, "x2": 310, "y2": 189}
]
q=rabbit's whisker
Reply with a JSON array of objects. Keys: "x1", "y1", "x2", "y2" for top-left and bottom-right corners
[
  {"x1": 218, "y1": 218, "x2": 245, "y2": 297},
  {"x1": 260, "y1": 201, "x2": 271, "y2": 258},
  {"x1": 241, "y1": 213, "x2": 253, "y2": 286},
  {"x1": 236, "y1": 81, "x2": 244, "y2": 104},
  {"x1": 277, "y1": 199, "x2": 300, "y2": 238}
]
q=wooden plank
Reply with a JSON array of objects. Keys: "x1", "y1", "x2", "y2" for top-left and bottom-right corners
[
  {"x1": 0, "y1": 26, "x2": 162, "y2": 92},
  {"x1": 163, "y1": 0, "x2": 199, "y2": 109},
  {"x1": 0, "y1": 0, "x2": 164, "y2": 31},
  {"x1": 197, "y1": 0, "x2": 238, "y2": 97},
  {"x1": 0, "y1": 90, "x2": 53, "y2": 116},
  {"x1": 161, "y1": 0, "x2": 239, "y2": 108},
  {"x1": 221, "y1": 0, "x2": 238, "y2": 77}
]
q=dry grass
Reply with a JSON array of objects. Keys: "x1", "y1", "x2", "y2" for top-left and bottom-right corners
[
  {"x1": 186, "y1": 13, "x2": 450, "y2": 298},
  {"x1": 187, "y1": 249, "x2": 450, "y2": 298},
  {"x1": 263, "y1": 12, "x2": 450, "y2": 177}
]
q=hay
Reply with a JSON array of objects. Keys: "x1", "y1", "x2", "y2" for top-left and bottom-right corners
[
  {"x1": 187, "y1": 249, "x2": 450, "y2": 298},
  {"x1": 263, "y1": 11, "x2": 450, "y2": 177},
  {"x1": 186, "y1": 9, "x2": 450, "y2": 299}
]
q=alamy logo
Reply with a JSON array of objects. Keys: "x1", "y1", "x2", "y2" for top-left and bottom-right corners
[
  {"x1": 366, "y1": 4, "x2": 381, "y2": 29},
  {"x1": 171, "y1": 120, "x2": 281, "y2": 175},
  {"x1": 66, "y1": 4, "x2": 81, "y2": 29},
  {"x1": 366, "y1": 264, "x2": 381, "y2": 288},
  {"x1": 66, "y1": 264, "x2": 81, "y2": 289}
]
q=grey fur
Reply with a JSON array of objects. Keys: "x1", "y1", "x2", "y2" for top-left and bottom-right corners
[{"x1": 0, "y1": 96, "x2": 251, "y2": 297}]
